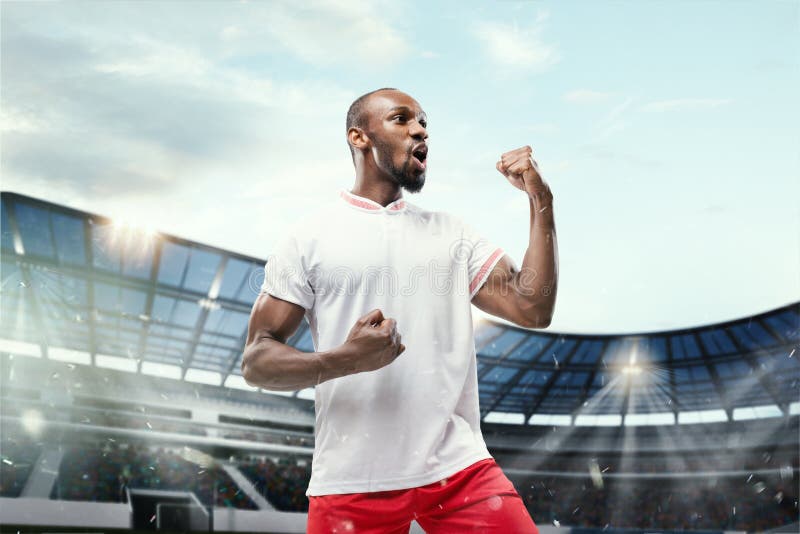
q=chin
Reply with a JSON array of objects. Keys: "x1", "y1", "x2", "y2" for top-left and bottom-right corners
[{"x1": 401, "y1": 175, "x2": 425, "y2": 194}]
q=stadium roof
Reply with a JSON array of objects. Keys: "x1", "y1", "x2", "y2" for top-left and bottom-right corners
[{"x1": 2, "y1": 192, "x2": 798, "y2": 426}]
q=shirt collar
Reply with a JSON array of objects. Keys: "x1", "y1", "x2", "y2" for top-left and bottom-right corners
[{"x1": 340, "y1": 189, "x2": 407, "y2": 213}]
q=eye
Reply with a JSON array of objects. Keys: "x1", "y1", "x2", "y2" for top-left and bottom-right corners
[
  {"x1": 393, "y1": 115, "x2": 406, "y2": 122},
  {"x1": 419, "y1": 120, "x2": 427, "y2": 128}
]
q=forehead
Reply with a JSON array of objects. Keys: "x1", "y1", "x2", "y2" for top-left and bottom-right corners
[{"x1": 367, "y1": 91, "x2": 425, "y2": 118}]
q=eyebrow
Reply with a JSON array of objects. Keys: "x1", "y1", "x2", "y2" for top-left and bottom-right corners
[{"x1": 386, "y1": 106, "x2": 427, "y2": 120}]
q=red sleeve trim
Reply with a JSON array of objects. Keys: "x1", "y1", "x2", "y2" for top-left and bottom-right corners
[{"x1": 469, "y1": 248, "x2": 504, "y2": 296}]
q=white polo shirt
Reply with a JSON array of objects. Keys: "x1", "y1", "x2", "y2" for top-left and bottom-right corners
[{"x1": 260, "y1": 189, "x2": 510, "y2": 496}]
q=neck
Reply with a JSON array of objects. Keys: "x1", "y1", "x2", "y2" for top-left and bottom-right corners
[{"x1": 350, "y1": 168, "x2": 403, "y2": 207}]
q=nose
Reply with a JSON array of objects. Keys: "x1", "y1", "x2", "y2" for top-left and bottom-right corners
[{"x1": 410, "y1": 119, "x2": 427, "y2": 141}]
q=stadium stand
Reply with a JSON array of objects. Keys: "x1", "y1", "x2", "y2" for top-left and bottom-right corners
[{"x1": 1, "y1": 191, "x2": 798, "y2": 533}]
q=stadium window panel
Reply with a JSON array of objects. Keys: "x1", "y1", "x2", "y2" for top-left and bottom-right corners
[
  {"x1": 51, "y1": 212, "x2": 86, "y2": 265},
  {"x1": 473, "y1": 323, "x2": 503, "y2": 350},
  {"x1": 172, "y1": 299, "x2": 201, "y2": 328},
  {"x1": 574, "y1": 414, "x2": 622, "y2": 427},
  {"x1": 728, "y1": 322, "x2": 775, "y2": 351},
  {"x1": 764, "y1": 311, "x2": 800, "y2": 341},
  {"x1": 505, "y1": 334, "x2": 551, "y2": 362},
  {"x1": 93, "y1": 282, "x2": 119, "y2": 312},
  {"x1": 645, "y1": 337, "x2": 668, "y2": 362},
  {"x1": 790, "y1": 402, "x2": 800, "y2": 415},
  {"x1": 624, "y1": 412, "x2": 675, "y2": 426},
  {"x1": 91, "y1": 224, "x2": 122, "y2": 272},
  {"x1": 121, "y1": 242, "x2": 155, "y2": 280},
  {"x1": 119, "y1": 288, "x2": 147, "y2": 316},
  {"x1": 511, "y1": 385, "x2": 541, "y2": 395},
  {"x1": 0, "y1": 338, "x2": 42, "y2": 358},
  {"x1": 150, "y1": 295, "x2": 176, "y2": 323},
  {"x1": 688, "y1": 365, "x2": 710, "y2": 381},
  {"x1": 548, "y1": 338, "x2": 577, "y2": 363},
  {"x1": 698, "y1": 329, "x2": 736, "y2": 356},
  {"x1": 567, "y1": 340, "x2": 603, "y2": 364},
  {"x1": 518, "y1": 369, "x2": 552, "y2": 388},
  {"x1": 484, "y1": 365, "x2": 518, "y2": 384},
  {"x1": 297, "y1": 388, "x2": 316, "y2": 400},
  {"x1": 184, "y1": 368, "x2": 222, "y2": 386},
  {"x1": 183, "y1": 249, "x2": 222, "y2": 294},
  {"x1": 714, "y1": 359, "x2": 751, "y2": 378},
  {"x1": 218, "y1": 310, "x2": 250, "y2": 338},
  {"x1": 484, "y1": 411, "x2": 525, "y2": 424},
  {"x1": 48, "y1": 347, "x2": 91, "y2": 365},
  {"x1": 57, "y1": 276, "x2": 88, "y2": 308},
  {"x1": 732, "y1": 404, "x2": 783, "y2": 420},
  {"x1": 479, "y1": 382, "x2": 499, "y2": 393},
  {"x1": 157, "y1": 241, "x2": 190, "y2": 287},
  {"x1": 1, "y1": 199, "x2": 14, "y2": 251},
  {"x1": 198, "y1": 333, "x2": 238, "y2": 350},
  {"x1": 217, "y1": 258, "x2": 251, "y2": 300},
  {"x1": 292, "y1": 329, "x2": 315, "y2": 352},
  {"x1": 141, "y1": 361, "x2": 182, "y2": 379},
  {"x1": 479, "y1": 330, "x2": 528, "y2": 358},
  {"x1": 14, "y1": 202, "x2": 55, "y2": 259},
  {"x1": 224, "y1": 374, "x2": 257, "y2": 391},
  {"x1": 670, "y1": 334, "x2": 701, "y2": 361},
  {"x1": 235, "y1": 263, "x2": 262, "y2": 302},
  {"x1": 96, "y1": 353, "x2": 138, "y2": 372},
  {"x1": 678, "y1": 409, "x2": 728, "y2": 424},
  {"x1": 528, "y1": 413, "x2": 571, "y2": 426}
]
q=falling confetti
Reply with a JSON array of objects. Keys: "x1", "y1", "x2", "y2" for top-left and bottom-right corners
[
  {"x1": 553, "y1": 519, "x2": 560, "y2": 527},
  {"x1": 753, "y1": 482, "x2": 766, "y2": 494},
  {"x1": 775, "y1": 492, "x2": 784, "y2": 503},
  {"x1": 780, "y1": 465, "x2": 794, "y2": 480}
]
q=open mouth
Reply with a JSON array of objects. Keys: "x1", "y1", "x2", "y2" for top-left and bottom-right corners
[{"x1": 412, "y1": 145, "x2": 428, "y2": 169}]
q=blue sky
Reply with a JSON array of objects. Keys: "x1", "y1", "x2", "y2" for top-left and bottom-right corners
[{"x1": 2, "y1": 0, "x2": 798, "y2": 334}]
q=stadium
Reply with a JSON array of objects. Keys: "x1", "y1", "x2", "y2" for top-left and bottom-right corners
[{"x1": 1, "y1": 191, "x2": 797, "y2": 533}]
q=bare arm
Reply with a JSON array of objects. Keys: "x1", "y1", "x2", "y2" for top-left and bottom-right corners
[
  {"x1": 241, "y1": 293, "x2": 405, "y2": 391},
  {"x1": 471, "y1": 146, "x2": 558, "y2": 328}
]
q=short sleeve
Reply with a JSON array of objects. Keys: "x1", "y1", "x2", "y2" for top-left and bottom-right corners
[
  {"x1": 260, "y1": 234, "x2": 315, "y2": 311},
  {"x1": 459, "y1": 220, "x2": 512, "y2": 300}
]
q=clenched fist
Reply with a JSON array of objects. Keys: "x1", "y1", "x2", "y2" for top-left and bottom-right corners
[
  {"x1": 333, "y1": 309, "x2": 406, "y2": 375},
  {"x1": 496, "y1": 145, "x2": 553, "y2": 205}
]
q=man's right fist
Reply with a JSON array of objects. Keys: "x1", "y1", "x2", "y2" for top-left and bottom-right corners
[{"x1": 335, "y1": 309, "x2": 406, "y2": 374}]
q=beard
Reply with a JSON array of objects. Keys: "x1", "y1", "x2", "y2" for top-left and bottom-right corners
[{"x1": 372, "y1": 136, "x2": 426, "y2": 193}]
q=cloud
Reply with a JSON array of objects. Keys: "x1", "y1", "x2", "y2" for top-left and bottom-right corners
[
  {"x1": 0, "y1": 5, "x2": 366, "y2": 257},
  {"x1": 258, "y1": 0, "x2": 410, "y2": 67},
  {"x1": 641, "y1": 98, "x2": 734, "y2": 113},
  {"x1": 473, "y1": 17, "x2": 560, "y2": 72},
  {"x1": 563, "y1": 89, "x2": 613, "y2": 104}
]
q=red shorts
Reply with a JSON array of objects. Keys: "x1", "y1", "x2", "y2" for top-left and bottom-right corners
[{"x1": 307, "y1": 458, "x2": 539, "y2": 534}]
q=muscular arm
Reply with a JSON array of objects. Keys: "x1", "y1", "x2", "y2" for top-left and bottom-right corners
[
  {"x1": 471, "y1": 146, "x2": 558, "y2": 329},
  {"x1": 241, "y1": 293, "x2": 341, "y2": 391},
  {"x1": 241, "y1": 293, "x2": 405, "y2": 391}
]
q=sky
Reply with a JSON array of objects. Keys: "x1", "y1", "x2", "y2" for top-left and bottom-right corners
[{"x1": 1, "y1": 0, "x2": 798, "y2": 334}]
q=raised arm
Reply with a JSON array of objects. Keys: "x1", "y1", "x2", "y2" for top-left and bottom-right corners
[
  {"x1": 241, "y1": 293, "x2": 406, "y2": 391},
  {"x1": 471, "y1": 145, "x2": 558, "y2": 329}
]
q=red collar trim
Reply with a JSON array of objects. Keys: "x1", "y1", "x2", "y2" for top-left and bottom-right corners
[{"x1": 340, "y1": 190, "x2": 407, "y2": 212}]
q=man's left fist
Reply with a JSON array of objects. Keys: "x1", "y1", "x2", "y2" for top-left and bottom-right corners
[{"x1": 496, "y1": 146, "x2": 552, "y2": 204}]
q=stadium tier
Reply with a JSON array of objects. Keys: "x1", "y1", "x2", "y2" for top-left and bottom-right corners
[{"x1": 1, "y1": 191, "x2": 798, "y2": 534}]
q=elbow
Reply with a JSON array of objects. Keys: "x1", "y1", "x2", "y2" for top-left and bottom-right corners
[
  {"x1": 241, "y1": 344, "x2": 267, "y2": 388},
  {"x1": 519, "y1": 316, "x2": 551, "y2": 329},
  {"x1": 516, "y1": 304, "x2": 554, "y2": 329}
]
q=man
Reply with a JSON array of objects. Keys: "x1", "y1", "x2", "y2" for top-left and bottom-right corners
[{"x1": 242, "y1": 88, "x2": 558, "y2": 533}]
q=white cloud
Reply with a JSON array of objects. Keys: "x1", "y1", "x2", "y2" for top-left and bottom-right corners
[
  {"x1": 262, "y1": 0, "x2": 410, "y2": 67},
  {"x1": 473, "y1": 20, "x2": 560, "y2": 72},
  {"x1": 641, "y1": 98, "x2": 734, "y2": 113},
  {"x1": 563, "y1": 89, "x2": 613, "y2": 104}
]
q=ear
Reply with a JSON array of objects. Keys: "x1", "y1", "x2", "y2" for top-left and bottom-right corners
[{"x1": 347, "y1": 127, "x2": 370, "y2": 152}]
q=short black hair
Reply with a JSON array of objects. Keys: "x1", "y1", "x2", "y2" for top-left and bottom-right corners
[{"x1": 346, "y1": 87, "x2": 398, "y2": 157}]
